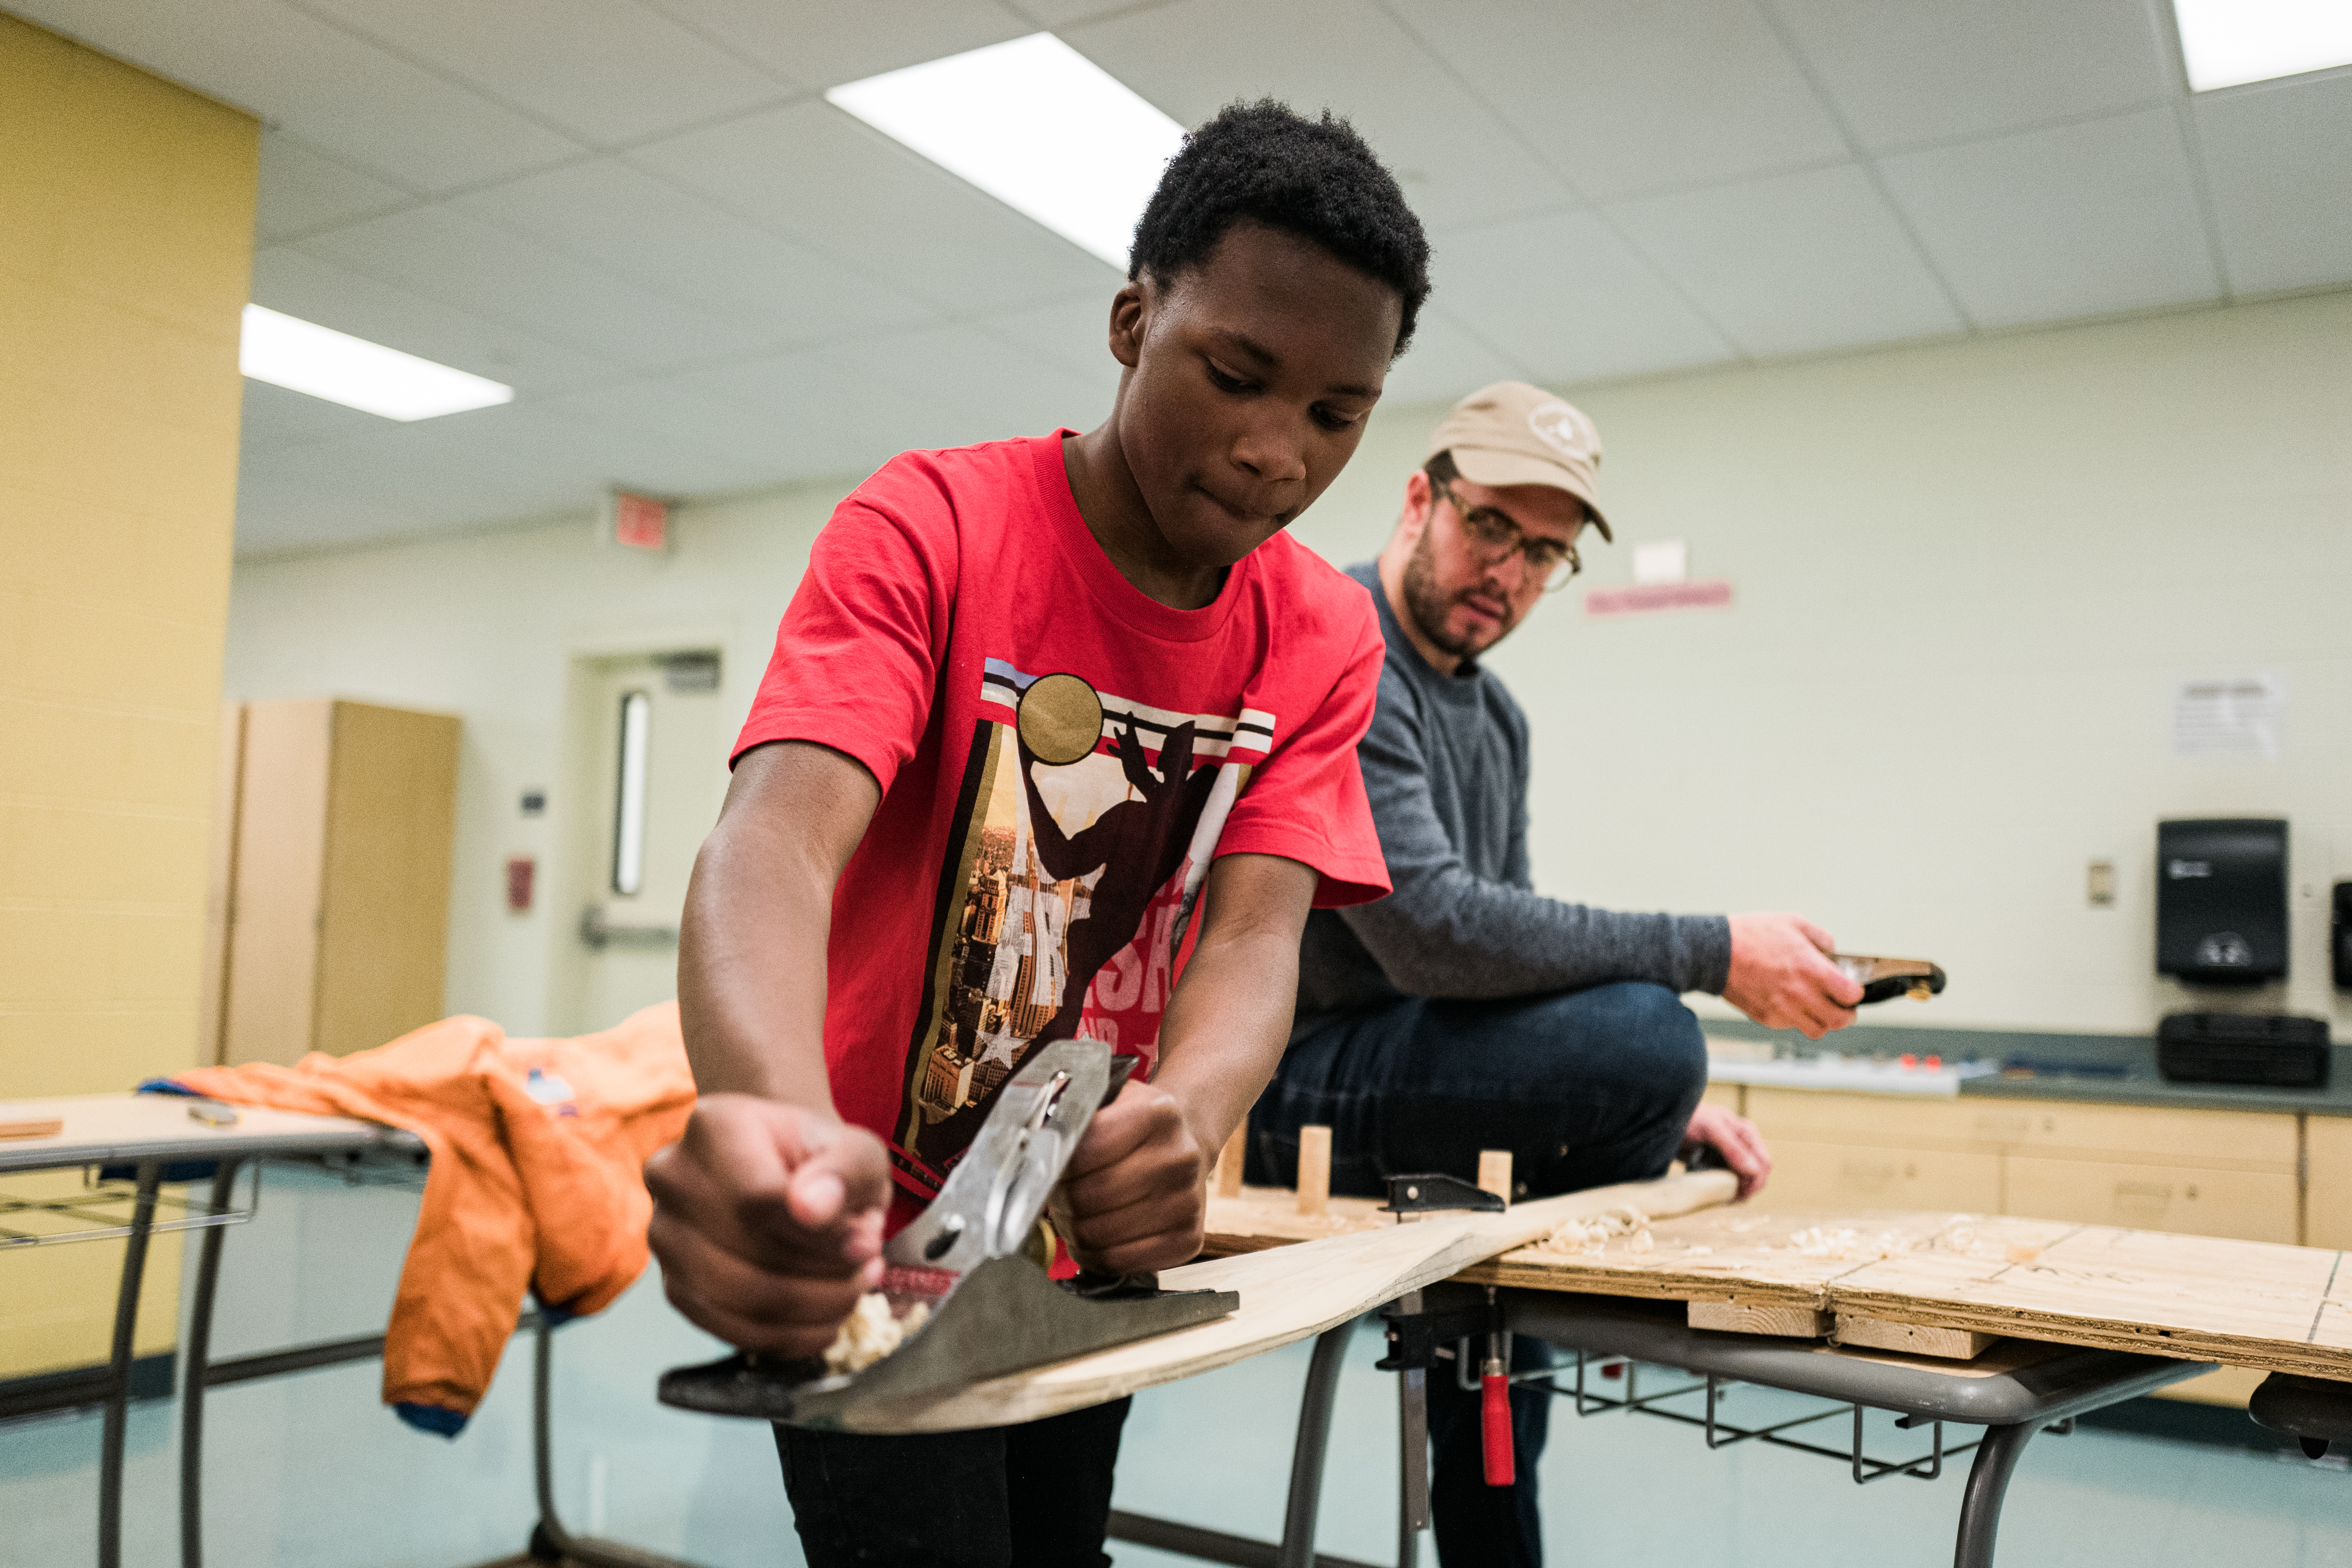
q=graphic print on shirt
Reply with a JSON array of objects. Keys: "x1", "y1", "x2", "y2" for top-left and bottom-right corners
[{"x1": 892, "y1": 658, "x2": 1270, "y2": 1188}]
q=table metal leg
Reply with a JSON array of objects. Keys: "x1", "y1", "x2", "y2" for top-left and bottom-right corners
[
  {"x1": 1396, "y1": 1361, "x2": 1426, "y2": 1568},
  {"x1": 1952, "y1": 1421, "x2": 2035, "y2": 1568},
  {"x1": 99, "y1": 1160, "x2": 162, "y2": 1568},
  {"x1": 1275, "y1": 1319, "x2": 1355, "y2": 1568},
  {"x1": 528, "y1": 1312, "x2": 701, "y2": 1568},
  {"x1": 179, "y1": 1159, "x2": 241, "y2": 1568}
]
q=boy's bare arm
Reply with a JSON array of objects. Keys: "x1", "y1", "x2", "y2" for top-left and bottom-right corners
[
  {"x1": 647, "y1": 741, "x2": 891, "y2": 1358},
  {"x1": 1054, "y1": 852, "x2": 1319, "y2": 1275}
]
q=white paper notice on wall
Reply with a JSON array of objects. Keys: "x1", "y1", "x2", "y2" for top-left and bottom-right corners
[{"x1": 2173, "y1": 675, "x2": 2282, "y2": 760}]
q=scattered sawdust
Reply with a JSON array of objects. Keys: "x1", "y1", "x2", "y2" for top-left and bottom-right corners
[
  {"x1": 823, "y1": 1293, "x2": 931, "y2": 1375},
  {"x1": 2005, "y1": 1241, "x2": 2044, "y2": 1266},
  {"x1": 1786, "y1": 1226, "x2": 1914, "y2": 1262},
  {"x1": 1538, "y1": 1205, "x2": 1652, "y2": 1256}
]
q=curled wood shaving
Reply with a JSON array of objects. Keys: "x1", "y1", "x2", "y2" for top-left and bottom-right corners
[{"x1": 823, "y1": 1294, "x2": 931, "y2": 1375}]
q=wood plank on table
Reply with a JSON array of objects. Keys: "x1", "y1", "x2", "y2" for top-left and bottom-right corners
[
  {"x1": 846, "y1": 1171, "x2": 1736, "y2": 1433},
  {"x1": 1458, "y1": 1202, "x2": 2352, "y2": 1383}
]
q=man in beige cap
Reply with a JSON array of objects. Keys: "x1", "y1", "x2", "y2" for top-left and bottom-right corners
[{"x1": 1245, "y1": 382, "x2": 1862, "y2": 1565}]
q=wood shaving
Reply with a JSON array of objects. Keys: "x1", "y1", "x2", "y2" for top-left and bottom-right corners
[
  {"x1": 1537, "y1": 1205, "x2": 1651, "y2": 1256},
  {"x1": 1786, "y1": 1226, "x2": 1914, "y2": 1262},
  {"x1": 823, "y1": 1293, "x2": 931, "y2": 1375},
  {"x1": 2005, "y1": 1241, "x2": 2044, "y2": 1266}
]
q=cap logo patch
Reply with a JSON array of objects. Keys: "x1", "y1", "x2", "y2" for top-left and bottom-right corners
[{"x1": 1528, "y1": 403, "x2": 1587, "y2": 459}]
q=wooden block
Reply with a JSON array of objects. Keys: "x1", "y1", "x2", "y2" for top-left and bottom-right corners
[
  {"x1": 1213, "y1": 1123, "x2": 1246, "y2": 1199},
  {"x1": 1477, "y1": 1149, "x2": 1513, "y2": 1208},
  {"x1": 1689, "y1": 1300, "x2": 1831, "y2": 1338},
  {"x1": 1296, "y1": 1125, "x2": 1331, "y2": 1218},
  {"x1": 0, "y1": 1117, "x2": 65, "y2": 1141},
  {"x1": 1834, "y1": 1313, "x2": 1995, "y2": 1360}
]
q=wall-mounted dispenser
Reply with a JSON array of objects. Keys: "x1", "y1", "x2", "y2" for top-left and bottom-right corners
[
  {"x1": 2156, "y1": 818, "x2": 2288, "y2": 985},
  {"x1": 2154, "y1": 818, "x2": 2327, "y2": 1088},
  {"x1": 2335, "y1": 882, "x2": 2352, "y2": 992}
]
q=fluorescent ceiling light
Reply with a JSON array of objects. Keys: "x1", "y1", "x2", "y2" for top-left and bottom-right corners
[
  {"x1": 2172, "y1": 0, "x2": 2352, "y2": 90},
  {"x1": 827, "y1": 33, "x2": 1184, "y2": 269},
  {"x1": 239, "y1": 304, "x2": 514, "y2": 421}
]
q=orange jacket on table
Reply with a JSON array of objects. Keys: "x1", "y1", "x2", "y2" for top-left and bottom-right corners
[{"x1": 161, "y1": 1001, "x2": 695, "y2": 1434}]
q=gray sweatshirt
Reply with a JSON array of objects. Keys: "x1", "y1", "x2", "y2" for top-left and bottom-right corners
[{"x1": 1296, "y1": 562, "x2": 1732, "y2": 1014}]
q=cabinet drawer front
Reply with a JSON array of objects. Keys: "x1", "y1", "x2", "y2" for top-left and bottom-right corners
[
  {"x1": 2308, "y1": 1117, "x2": 2352, "y2": 1252},
  {"x1": 1745, "y1": 1090, "x2": 1986, "y2": 1151},
  {"x1": 1979, "y1": 1102, "x2": 2295, "y2": 1169},
  {"x1": 2003, "y1": 1157, "x2": 2297, "y2": 1243},
  {"x1": 1763, "y1": 1141, "x2": 2002, "y2": 1213}
]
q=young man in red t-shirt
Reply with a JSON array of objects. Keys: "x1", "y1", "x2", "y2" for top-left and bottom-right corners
[{"x1": 645, "y1": 104, "x2": 1432, "y2": 1566}]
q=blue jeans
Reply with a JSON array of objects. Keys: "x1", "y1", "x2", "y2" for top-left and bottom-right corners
[{"x1": 1247, "y1": 981, "x2": 1709, "y2": 1568}]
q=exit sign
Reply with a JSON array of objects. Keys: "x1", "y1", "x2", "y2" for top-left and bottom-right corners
[{"x1": 608, "y1": 488, "x2": 670, "y2": 552}]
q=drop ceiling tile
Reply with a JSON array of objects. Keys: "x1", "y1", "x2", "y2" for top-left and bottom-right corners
[
  {"x1": 1606, "y1": 163, "x2": 1963, "y2": 356},
  {"x1": 1007, "y1": 0, "x2": 1146, "y2": 22},
  {"x1": 636, "y1": 0, "x2": 1033, "y2": 89},
  {"x1": 1436, "y1": 210, "x2": 1736, "y2": 383},
  {"x1": 629, "y1": 100, "x2": 1114, "y2": 314},
  {"x1": 238, "y1": 400, "x2": 754, "y2": 550},
  {"x1": 1373, "y1": 308, "x2": 1529, "y2": 407},
  {"x1": 254, "y1": 130, "x2": 415, "y2": 242},
  {"x1": 2195, "y1": 72, "x2": 2352, "y2": 296},
  {"x1": 671, "y1": 349, "x2": 979, "y2": 483},
  {"x1": 293, "y1": 205, "x2": 754, "y2": 373},
  {"x1": 812, "y1": 322, "x2": 1117, "y2": 445},
  {"x1": 1879, "y1": 108, "x2": 2220, "y2": 327},
  {"x1": 250, "y1": 246, "x2": 623, "y2": 397},
  {"x1": 11, "y1": 0, "x2": 582, "y2": 191},
  {"x1": 1065, "y1": 0, "x2": 1575, "y2": 233},
  {"x1": 1766, "y1": 0, "x2": 2176, "y2": 152},
  {"x1": 1388, "y1": 0, "x2": 1849, "y2": 200},
  {"x1": 302, "y1": 0, "x2": 791, "y2": 146},
  {"x1": 537, "y1": 377, "x2": 821, "y2": 483},
  {"x1": 966, "y1": 293, "x2": 1127, "y2": 399},
  {"x1": 449, "y1": 160, "x2": 936, "y2": 347},
  {"x1": 237, "y1": 376, "x2": 388, "y2": 453}
]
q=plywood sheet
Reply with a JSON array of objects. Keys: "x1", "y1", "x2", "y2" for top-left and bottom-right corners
[{"x1": 1459, "y1": 1203, "x2": 2352, "y2": 1384}]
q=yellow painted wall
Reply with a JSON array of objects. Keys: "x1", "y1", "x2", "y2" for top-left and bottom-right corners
[{"x1": 0, "y1": 14, "x2": 257, "y2": 1377}]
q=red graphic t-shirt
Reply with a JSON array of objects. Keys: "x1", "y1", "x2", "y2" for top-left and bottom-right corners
[{"x1": 734, "y1": 433, "x2": 1390, "y2": 1214}]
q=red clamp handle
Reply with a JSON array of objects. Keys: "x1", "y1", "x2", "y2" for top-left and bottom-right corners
[{"x1": 1481, "y1": 1363, "x2": 1514, "y2": 1486}]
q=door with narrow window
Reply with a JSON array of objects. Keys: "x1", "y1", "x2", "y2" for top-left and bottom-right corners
[{"x1": 558, "y1": 650, "x2": 727, "y2": 1036}]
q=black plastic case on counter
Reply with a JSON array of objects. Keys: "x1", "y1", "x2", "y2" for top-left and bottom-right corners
[{"x1": 2157, "y1": 1012, "x2": 2330, "y2": 1089}]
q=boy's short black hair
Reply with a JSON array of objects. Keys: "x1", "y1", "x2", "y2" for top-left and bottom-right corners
[{"x1": 1129, "y1": 100, "x2": 1431, "y2": 358}]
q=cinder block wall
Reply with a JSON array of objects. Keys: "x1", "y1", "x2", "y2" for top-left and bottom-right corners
[{"x1": 0, "y1": 13, "x2": 257, "y2": 1376}]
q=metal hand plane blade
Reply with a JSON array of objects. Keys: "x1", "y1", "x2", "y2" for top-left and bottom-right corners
[
  {"x1": 883, "y1": 1037, "x2": 1127, "y2": 1299},
  {"x1": 657, "y1": 1037, "x2": 1238, "y2": 1431}
]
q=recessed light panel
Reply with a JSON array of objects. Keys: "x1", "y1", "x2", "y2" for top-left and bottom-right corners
[
  {"x1": 239, "y1": 304, "x2": 514, "y2": 421},
  {"x1": 2173, "y1": 0, "x2": 2352, "y2": 91},
  {"x1": 826, "y1": 34, "x2": 1185, "y2": 270}
]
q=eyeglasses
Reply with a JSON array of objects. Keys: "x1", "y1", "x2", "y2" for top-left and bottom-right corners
[{"x1": 1431, "y1": 478, "x2": 1582, "y2": 591}]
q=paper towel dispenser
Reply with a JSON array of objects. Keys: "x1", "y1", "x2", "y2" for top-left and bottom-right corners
[{"x1": 2156, "y1": 818, "x2": 2287, "y2": 986}]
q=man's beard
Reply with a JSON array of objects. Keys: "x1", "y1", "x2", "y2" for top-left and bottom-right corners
[{"x1": 1400, "y1": 531, "x2": 1508, "y2": 661}]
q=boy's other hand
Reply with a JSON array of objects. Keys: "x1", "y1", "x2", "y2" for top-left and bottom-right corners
[
  {"x1": 1722, "y1": 912, "x2": 1864, "y2": 1039},
  {"x1": 1051, "y1": 1080, "x2": 1208, "y2": 1276},
  {"x1": 645, "y1": 1093, "x2": 889, "y2": 1359}
]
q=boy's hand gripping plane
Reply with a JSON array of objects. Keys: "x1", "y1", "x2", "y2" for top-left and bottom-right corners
[{"x1": 657, "y1": 1038, "x2": 1239, "y2": 1432}]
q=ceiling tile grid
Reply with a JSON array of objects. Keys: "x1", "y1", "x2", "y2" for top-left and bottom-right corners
[
  {"x1": 1606, "y1": 163, "x2": 1966, "y2": 357},
  {"x1": 2193, "y1": 70, "x2": 2352, "y2": 296},
  {"x1": 5, "y1": 0, "x2": 2346, "y2": 557},
  {"x1": 1876, "y1": 107, "x2": 2222, "y2": 328}
]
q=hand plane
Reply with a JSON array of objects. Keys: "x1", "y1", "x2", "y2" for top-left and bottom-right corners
[
  {"x1": 657, "y1": 1037, "x2": 1239, "y2": 1431},
  {"x1": 1833, "y1": 953, "x2": 1947, "y2": 1004}
]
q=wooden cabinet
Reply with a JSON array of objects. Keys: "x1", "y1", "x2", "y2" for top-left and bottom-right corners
[
  {"x1": 1763, "y1": 1141, "x2": 2002, "y2": 1213},
  {"x1": 210, "y1": 699, "x2": 460, "y2": 1065},
  {"x1": 2307, "y1": 1116, "x2": 2352, "y2": 1251},
  {"x1": 2005, "y1": 1157, "x2": 2297, "y2": 1243},
  {"x1": 1739, "y1": 1086, "x2": 2302, "y2": 1244}
]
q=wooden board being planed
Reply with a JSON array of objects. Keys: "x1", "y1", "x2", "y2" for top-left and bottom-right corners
[
  {"x1": 851, "y1": 1170, "x2": 1736, "y2": 1433},
  {"x1": 1460, "y1": 1203, "x2": 2352, "y2": 1385}
]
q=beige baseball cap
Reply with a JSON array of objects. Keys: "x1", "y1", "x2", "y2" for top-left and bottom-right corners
[{"x1": 1426, "y1": 381, "x2": 1612, "y2": 542}]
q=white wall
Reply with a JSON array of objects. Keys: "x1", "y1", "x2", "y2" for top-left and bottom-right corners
[{"x1": 225, "y1": 289, "x2": 2352, "y2": 1040}]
